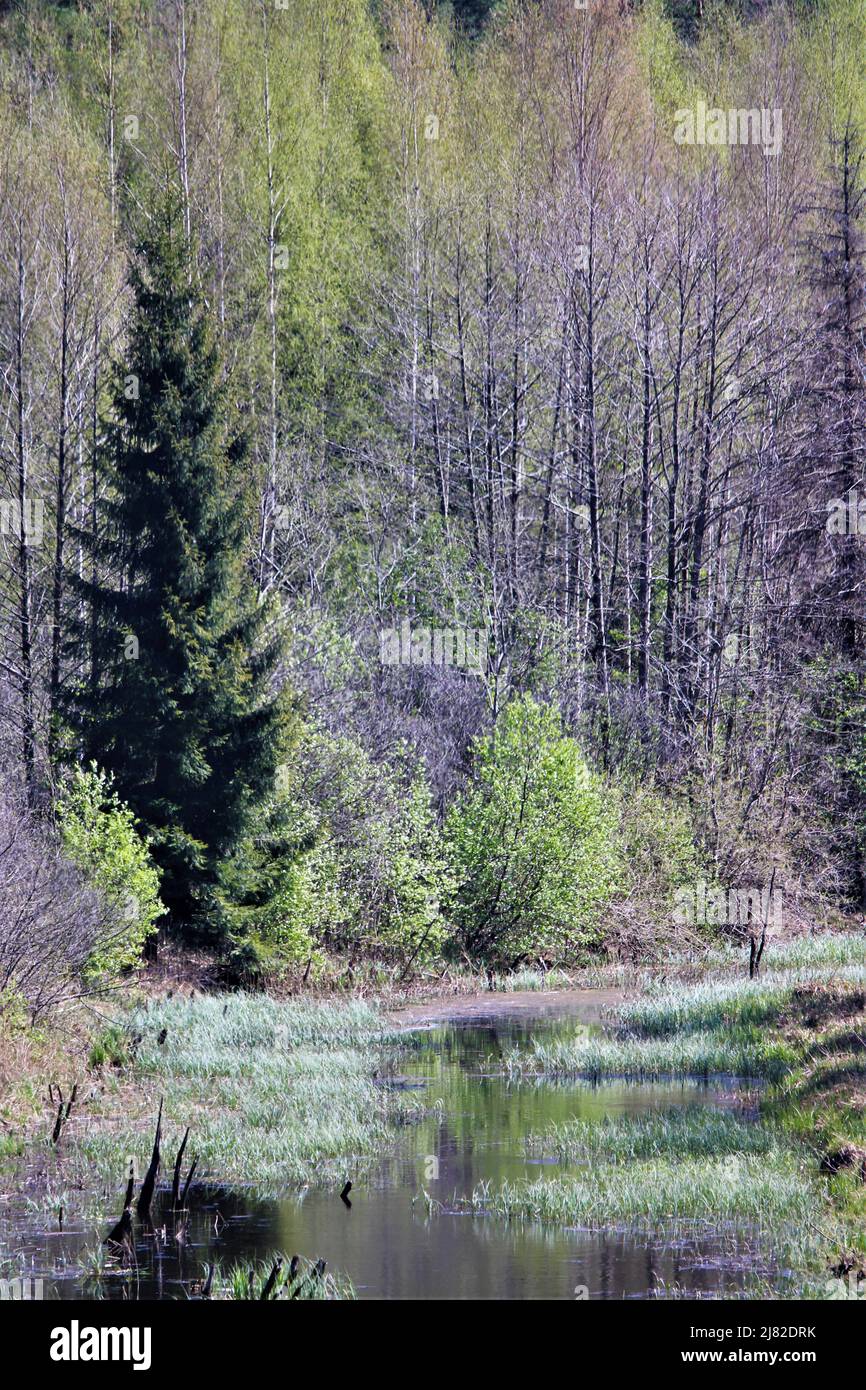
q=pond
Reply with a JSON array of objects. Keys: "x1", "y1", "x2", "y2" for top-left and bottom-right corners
[{"x1": 2, "y1": 999, "x2": 773, "y2": 1300}]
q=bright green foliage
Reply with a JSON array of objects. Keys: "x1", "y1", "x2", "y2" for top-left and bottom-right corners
[
  {"x1": 287, "y1": 729, "x2": 449, "y2": 967},
  {"x1": 223, "y1": 723, "x2": 450, "y2": 976},
  {"x1": 636, "y1": 0, "x2": 691, "y2": 114},
  {"x1": 805, "y1": 0, "x2": 866, "y2": 138},
  {"x1": 55, "y1": 764, "x2": 164, "y2": 980},
  {"x1": 444, "y1": 696, "x2": 621, "y2": 967},
  {"x1": 64, "y1": 203, "x2": 286, "y2": 943},
  {"x1": 379, "y1": 767, "x2": 450, "y2": 962}
]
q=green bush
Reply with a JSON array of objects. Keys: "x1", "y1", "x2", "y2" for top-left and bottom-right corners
[
  {"x1": 55, "y1": 764, "x2": 164, "y2": 980},
  {"x1": 444, "y1": 695, "x2": 620, "y2": 967},
  {"x1": 222, "y1": 724, "x2": 449, "y2": 976}
]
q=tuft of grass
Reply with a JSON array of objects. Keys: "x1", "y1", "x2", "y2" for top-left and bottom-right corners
[
  {"x1": 503, "y1": 1027, "x2": 795, "y2": 1081},
  {"x1": 212, "y1": 1252, "x2": 353, "y2": 1301},
  {"x1": 524, "y1": 1107, "x2": 780, "y2": 1164},
  {"x1": 88, "y1": 1023, "x2": 130, "y2": 1070},
  {"x1": 462, "y1": 1154, "x2": 820, "y2": 1231}
]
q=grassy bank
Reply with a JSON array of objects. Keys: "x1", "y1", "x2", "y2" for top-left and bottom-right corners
[
  {"x1": 0, "y1": 997, "x2": 95, "y2": 1159},
  {"x1": 472, "y1": 933, "x2": 866, "y2": 1295}
]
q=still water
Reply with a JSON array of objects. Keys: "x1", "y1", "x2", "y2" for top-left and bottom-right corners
[{"x1": 6, "y1": 1002, "x2": 771, "y2": 1300}]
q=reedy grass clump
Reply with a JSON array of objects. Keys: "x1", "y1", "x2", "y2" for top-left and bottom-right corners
[
  {"x1": 503, "y1": 1028, "x2": 795, "y2": 1081},
  {"x1": 493, "y1": 968, "x2": 575, "y2": 992},
  {"x1": 77, "y1": 993, "x2": 414, "y2": 1194},
  {"x1": 213, "y1": 1252, "x2": 353, "y2": 1301},
  {"x1": 524, "y1": 1107, "x2": 779, "y2": 1164},
  {"x1": 619, "y1": 979, "x2": 801, "y2": 1038},
  {"x1": 761, "y1": 934, "x2": 866, "y2": 971},
  {"x1": 463, "y1": 1154, "x2": 819, "y2": 1231},
  {"x1": 136, "y1": 993, "x2": 395, "y2": 1072}
]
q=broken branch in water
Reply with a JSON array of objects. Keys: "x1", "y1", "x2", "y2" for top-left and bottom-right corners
[
  {"x1": 260, "y1": 1257, "x2": 283, "y2": 1300},
  {"x1": 136, "y1": 1098, "x2": 163, "y2": 1225},
  {"x1": 180, "y1": 1154, "x2": 198, "y2": 1208},
  {"x1": 51, "y1": 1083, "x2": 78, "y2": 1142},
  {"x1": 171, "y1": 1126, "x2": 190, "y2": 1207},
  {"x1": 104, "y1": 1158, "x2": 136, "y2": 1249}
]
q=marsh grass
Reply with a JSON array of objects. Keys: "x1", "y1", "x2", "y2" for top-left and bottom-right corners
[
  {"x1": 504, "y1": 935, "x2": 866, "y2": 1083},
  {"x1": 760, "y1": 934, "x2": 866, "y2": 971},
  {"x1": 488, "y1": 932, "x2": 866, "y2": 1293},
  {"x1": 503, "y1": 1028, "x2": 795, "y2": 1081},
  {"x1": 560, "y1": 932, "x2": 866, "y2": 993},
  {"x1": 213, "y1": 1252, "x2": 353, "y2": 1301},
  {"x1": 76, "y1": 994, "x2": 416, "y2": 1196},
  {"x1": 463, "y1": 1154, "x2": 818, "y2": 1230},
  {"x1": 493, "y1": 968, "x2": 575, "y2": 992},
  {"x1": 619, "y1": 969, "x2": 866, "y2": 1040},
  {"x1": 524, "y1": 1107, "x2": 780, "y2": 1164}
]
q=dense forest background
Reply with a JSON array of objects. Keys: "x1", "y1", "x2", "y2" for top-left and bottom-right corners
[{"x1": 2, "y1": 0, "x2": 866, "y2": 994}]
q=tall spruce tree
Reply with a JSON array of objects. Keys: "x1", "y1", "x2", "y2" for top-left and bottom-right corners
[{"x1": 66, "y1": 202, "x2": 285, "y2": 944}]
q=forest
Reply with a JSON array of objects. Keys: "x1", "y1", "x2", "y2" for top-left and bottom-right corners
[{"x1": 1, "y1": 0, "x2": 866, "y2": 1312}]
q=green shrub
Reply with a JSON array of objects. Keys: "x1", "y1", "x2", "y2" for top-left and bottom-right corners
[
  {"x1": 222, "y1": 724, "x2": 449, "y2": 976},
  {"x1": 444, "y1": 695, "x2": 620, "y2": 967},
  {"x1": 55, "y1": 764, "x2": 164, "y2": 981}
]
